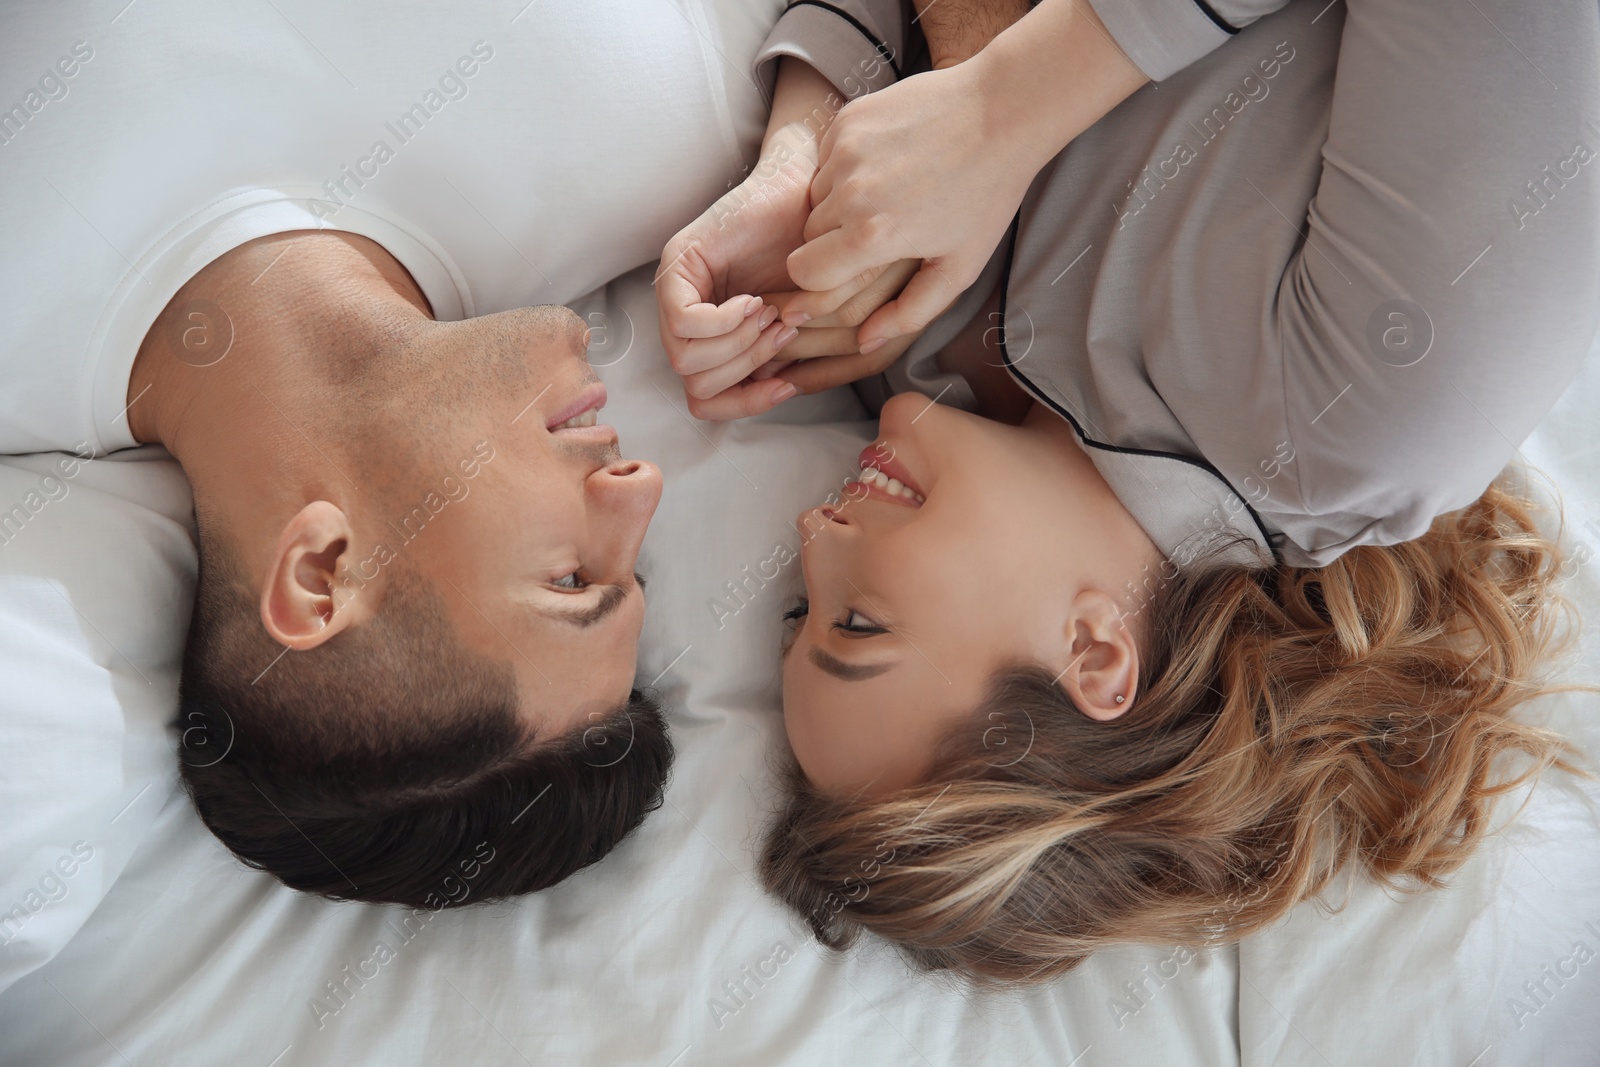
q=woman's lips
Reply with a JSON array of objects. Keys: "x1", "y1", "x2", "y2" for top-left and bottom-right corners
[
  {"x1": 855, "y1": 441, "x2": 927, "y2": 502},
  {"x1": 844, "y1": 476, "x2": 923, "y2": 509}
]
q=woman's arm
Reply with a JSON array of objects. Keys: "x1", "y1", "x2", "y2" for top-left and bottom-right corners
[
  {"x1": 661, "y1": 0, "x2": 1097, "y2": 416},
  {"x1": 761, "y1": 56, "x2": 844, "y2": 156},
  {"x1": 656, "y1": 56, "x2": 872, "y2": 420},
  {"x1": 1242, "y1": 0, "x2": 1600, "y2": 562}
]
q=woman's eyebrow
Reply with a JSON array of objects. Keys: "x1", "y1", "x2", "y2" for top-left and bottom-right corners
[{"x1": 809, "y1": 647, "x2": 892, "y2": 681}]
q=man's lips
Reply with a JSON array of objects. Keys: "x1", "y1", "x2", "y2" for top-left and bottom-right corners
[{"x1": 546, "y1": 382, "x2": 609, "y2": 434}]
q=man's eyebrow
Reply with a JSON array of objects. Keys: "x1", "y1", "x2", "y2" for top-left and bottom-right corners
[
  {"x1": 542, "y1": 583, "x2": 629, "y2": 628},
  {"x1": 808, "y1": 647, "x2": 893, "y2": 681}
]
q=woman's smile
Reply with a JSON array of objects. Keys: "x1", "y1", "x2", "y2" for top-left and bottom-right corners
[{"x1": 837, "y1": 441, "x2": 926, "y2": 508}]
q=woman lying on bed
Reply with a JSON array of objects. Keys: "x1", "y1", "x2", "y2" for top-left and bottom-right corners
[{"x1": 659, "y1": 0, "x2": 1600, "y2": 983}]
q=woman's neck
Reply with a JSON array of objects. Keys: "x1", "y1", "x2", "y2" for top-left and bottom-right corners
[{"x1": 934, "y1": 279, "x2": 1035, "y2": 424}]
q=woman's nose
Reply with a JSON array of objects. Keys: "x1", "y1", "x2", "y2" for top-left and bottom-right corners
[
  {"x1": 878, "y1": 392, "x2": 929, "y2": 436},
  {"x1": 795, "y1": 501, "x2": 852, "y2": 545}
]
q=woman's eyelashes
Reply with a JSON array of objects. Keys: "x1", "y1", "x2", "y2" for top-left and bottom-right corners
[{"x1": 781, "y1": 600, "x2": 886, "y2": 636}]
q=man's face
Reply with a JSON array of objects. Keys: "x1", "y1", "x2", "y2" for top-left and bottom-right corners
[{"x1": 361, "y1": 304, "x2": 662, "y2": 739}]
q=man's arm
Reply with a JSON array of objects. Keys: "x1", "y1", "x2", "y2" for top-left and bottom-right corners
[{"x1": 915, "y1": 0, "x2": 1032, "y2": 69}]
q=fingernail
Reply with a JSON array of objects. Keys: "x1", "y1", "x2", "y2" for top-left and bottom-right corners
[
  {"x1": 859, "y1": 337, "x2": 885, "y2": 355},
  {"x1": 784, "y1": 311, "x2": 811, "y2": 326},
  {"x1": 775, "y1": 325, "x2": 799, "y2": 348},
  {"x1": 772, "y1": 382, "x2": 798, "y2": 403},
  {"x1": 743, "y1": 296, "x2": 762, "y2": 318},
  {"x1": 758, "y1": 305, "x2": 779, "y2": 329}
]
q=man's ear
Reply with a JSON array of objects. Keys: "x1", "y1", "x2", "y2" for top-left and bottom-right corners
[
  {"x1": 260, "y1": 501, "x2": 375, "y2": 650},
  {"x1": 1056, "y1": 589, "x2": 1141, "y2": 721}
]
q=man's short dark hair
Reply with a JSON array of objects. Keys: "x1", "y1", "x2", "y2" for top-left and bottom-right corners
[{"x1": 175, "y1": 534, "x2": 672, "y2": 907}]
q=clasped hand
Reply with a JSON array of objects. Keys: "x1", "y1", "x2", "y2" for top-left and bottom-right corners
[{"x1": 656, "y1": 58, "x2": 1033, "y2": 420}]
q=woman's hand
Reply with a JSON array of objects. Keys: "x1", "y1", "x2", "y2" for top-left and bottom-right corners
[
  {"x1": 656, "y1": 59, "x2": 931, "y2": 420},
  {"x1": 656, "y1": 130, "x2": 815, "y2": 419},
  {"x1": 656, "y1": 135, "x2": 931, "y2": 418},
  {"x1": 785, "y1": 60, "x2": 1038, "y2": 356},
  {"x1": 786, "y1": 0, "x2": 1148, "y2": 355},
  {"x1": 749, "y1": 257, "x2": 923, "y2": 395}
]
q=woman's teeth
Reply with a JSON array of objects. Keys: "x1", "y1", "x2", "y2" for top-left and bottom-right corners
[
  {"x1": 858, "y1": 465, "x2": 924, "y2": 504},
  {"x1": 554, "y1": 408, "x2": 598, "y2": 429}
]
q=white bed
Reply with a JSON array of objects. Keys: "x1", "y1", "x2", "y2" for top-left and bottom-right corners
[{"x1": 1, "y1": 257, "x2": 1595, "y2": 1066}]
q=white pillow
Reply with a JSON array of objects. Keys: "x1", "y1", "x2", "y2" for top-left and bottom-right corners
[
  {"x1": 0, "y1": 0, "x2": 787, "y2": 994},
  {"x1": 0, "y1": 447, "x2": 193, "y2": 994}
]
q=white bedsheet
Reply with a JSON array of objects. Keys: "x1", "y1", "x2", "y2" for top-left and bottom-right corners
[
  {"x1": 0, "y1": 265, "x2": 1594, "y2": 1066},
  {"x1": 1238, "y1": 334, "x2": 1600, "y2": 1067}
]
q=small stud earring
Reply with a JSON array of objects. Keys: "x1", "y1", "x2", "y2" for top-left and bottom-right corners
[{"x1": 1114, "y1": 694, "x2": 1125, "y2": 704}]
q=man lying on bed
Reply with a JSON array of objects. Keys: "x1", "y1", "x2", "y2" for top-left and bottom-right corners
[
  {"x1": 122, "y1": 230, "x2": 670, "y2": 907},
  {"x1": 0, "y1": 0, "x2": 928, "y2": 908}
]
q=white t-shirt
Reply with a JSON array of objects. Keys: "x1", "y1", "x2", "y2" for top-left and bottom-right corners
[{"x1": 0, "y1": 0, "x2": 783, "y2": 455}]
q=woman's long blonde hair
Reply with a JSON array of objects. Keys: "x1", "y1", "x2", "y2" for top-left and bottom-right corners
[{"x1": 761, "y1": 477, "x2": 1587, "y2": 984}]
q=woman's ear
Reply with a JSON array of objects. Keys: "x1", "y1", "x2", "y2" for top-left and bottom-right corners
[
  {"x1": 259, "y1": 501, "x2": 374, "y2": 650},
  {"x1": 1056, "y1": 589, "x2": 1140, "y2": 721}
]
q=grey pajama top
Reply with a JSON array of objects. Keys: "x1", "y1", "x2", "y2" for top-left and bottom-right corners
[{"x1": 754, "y1": 0, "x2": 1600, "y2": 569}]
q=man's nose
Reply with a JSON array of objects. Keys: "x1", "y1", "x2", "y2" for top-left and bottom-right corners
[
  {"x1": 586, "y1": 459, "x2": 663, "y2": 574},
  {"x1": 591, "y1": 458, "x2": 662, "y2": 512}
]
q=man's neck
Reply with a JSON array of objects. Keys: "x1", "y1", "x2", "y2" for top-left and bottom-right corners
[{"x1": 127, "y1": 230, "x2": 430, "y2": 455}]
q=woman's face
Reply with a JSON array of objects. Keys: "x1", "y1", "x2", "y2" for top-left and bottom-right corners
[{"x1": 781, "y1": 394, "x2": 1163, "y2": 796}]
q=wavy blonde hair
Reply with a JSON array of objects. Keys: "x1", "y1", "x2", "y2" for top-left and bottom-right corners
[{"x1": 761, "y1": 478, "x2": 1588, "y2": 984}]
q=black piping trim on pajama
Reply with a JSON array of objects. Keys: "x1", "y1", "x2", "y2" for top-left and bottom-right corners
[
  {"x1": 992, "y1": 213, "x2": 1284, "y2": 566},
  {"x1": 1031, "y1": 0, "x2": 1236, "y2": 34},
  {"x1": 1187, "y1": 0, "x2": 1241, "y2": 35},
  {"x1": 784, "y1": 0, "x2": 904, "y2": 80}
]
